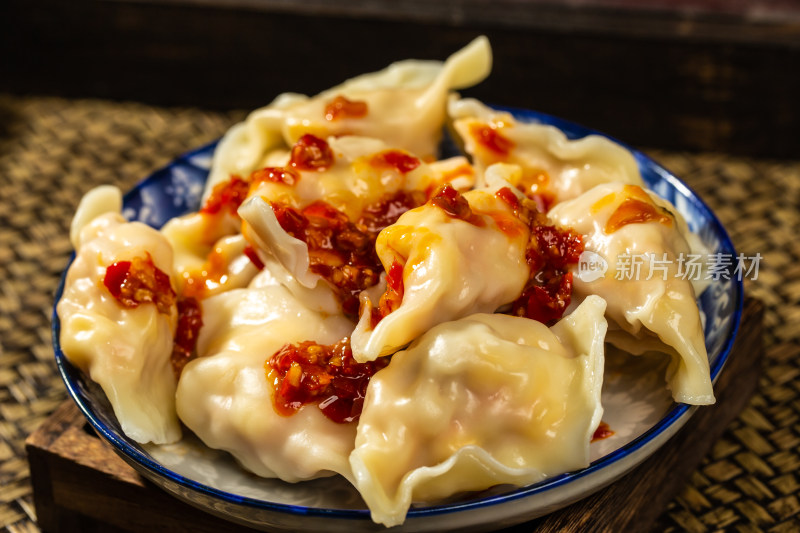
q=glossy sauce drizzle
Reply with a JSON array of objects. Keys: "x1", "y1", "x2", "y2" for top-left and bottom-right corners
[
  {"x1": 603, "y1": 185, "x2": 673, "y2": 234},
  {"x1": 324, "y1": 95, "x2": 368, "y2": 121},
  {"x1": 368, "y1": 150, "x2": 421, "y2": 174},
  {"x1": 469, "y1": 122, "x2": 514, "y2": 158}
]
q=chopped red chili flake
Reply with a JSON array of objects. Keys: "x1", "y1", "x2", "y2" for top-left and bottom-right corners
[
  {"x1": 271, "y1": 201, "x2": 380, "y2": 317},
  {"x1": 200, "y1": 175, "x2": 250, "y2": 216},
  {"x1": 511, "y1": 214, "x2": 584, "y2": 325},
  {"x1": 289, "y1": 134, "x2": 335, "y2": 171},
  {"x1": 592, "y1": 421, "x2": 615, "y2": 442},
  {"x1": 250, "y1": 166, "x2": 300, "y2": 187},
  {"x1": 430, "y1": 184, "x2": 484, "y2": 226},
  {"x1": 268, "y1": 190, "x2": 424, "y2": 317},
  {"x1": 324, "y1": 95, "x2": 368, "y2": 121},
  {"x1": 171, "y1": 297, "x2": 203, "y2": 379},
  {"x1": 103, "y1": 254, "x2": 175, "y2": 315},
  {"x1": 267, "y1": 338, "x2": 388, "y2": 423},
  {"x1": 470, "y1": 123, "x2": 514, "y2": 157},
  {"x1": 369, "y1": 150, "x2": 421, "y2": 174}
]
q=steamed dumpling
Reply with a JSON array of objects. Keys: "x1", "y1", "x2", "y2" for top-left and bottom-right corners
[
  {"x1": 449, "y1": 98, "x2": 644, "y2": 207},
  {"x1": 548, "y1": 182, "x2": 714, "y2": 405},
  {"x1": 57, "y1": 186, "x2": 181, "y2": 444},
  {"x1": 350, "y1": 296, "x2": 607, "y2": 526},
  {"x1": 175, "y1": 275, "x2": 356, "y2": 481},
  {"x1": 205, "y1": 36, "x2": 491, "y2": 198},
  {"x1": 350, "y1": 180, "x2": 530, "y2": 362}
]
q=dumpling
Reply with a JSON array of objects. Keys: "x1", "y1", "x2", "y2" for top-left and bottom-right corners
[
  {"x1": 350, "y1": 296, "x2": 607, "y2": 527},
  {"x1": 205, "y1": 36, "x2": 491, "y2": 198},
  {"x1": 237, "y1": 134, "x2": 475, "y2": 315},
  {"x1": 350, "y1": 179, "x2": 530, "y2": 362},
  {"x1": 449, "y1": 97, "x2": 644, "y2": 208},
  {"x1": 57, "y1": 186, "x2": 181, "y2": 444},
  {"x1": 175, "y1": 277, "x2": 358, "y2": 482},
  {"x1": 161, "y1": 212, "x2": 259, "y2": 299},
  {"x1": 547, "y1": 182, "x2": 714, "y2": 405}
]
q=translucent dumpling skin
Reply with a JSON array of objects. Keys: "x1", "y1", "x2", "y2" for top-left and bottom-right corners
[
  {"x1": 449, "y1": 98, "x2": 644, "y2": 205},
  {"x1": 548, "y1": 182, "x2": 714, "y2": 405},
  {"x1": 350, "y1": 296, "x2": 607, "y2": 526},
  {"x1": 58, "y1": 188, "x2": 181, "y2": 444}
]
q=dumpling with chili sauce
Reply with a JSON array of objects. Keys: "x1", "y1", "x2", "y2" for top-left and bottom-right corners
[
  {"x1": 244, "y1": 135, "x2": 471, "y2": 223},
  {"x1": 204, "y1": 36, "x2": 491, "y2": 199},
  {"x1": 547, "y1": 182, "x2": 714, "y2": 405},
  {"x1": 350, "y1": 178, "x2": 530, "y2": 362},
  {"x1": 175, "y1": 280, "x2": 358, "y2": 482},
  {"x1": 237, "y1": 135, "x2": 474, "y2": 315},
  {"x1": 449, "y1": 97, "x2": 644, "y2": 208},
  {"x1": 57, "y1": 186, "x2": 181, "y2": 444},
  {"x1": 350, "y1": 296, "x2": 607, "y2": 527}
]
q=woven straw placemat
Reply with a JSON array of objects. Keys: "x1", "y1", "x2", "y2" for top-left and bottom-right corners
[{"x1": 0, "y1": 93, "x2": 796, "y2": 532}]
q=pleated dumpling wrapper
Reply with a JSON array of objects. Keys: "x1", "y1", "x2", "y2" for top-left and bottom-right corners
[
  {"x1": 350, "y1": 296, "x2": 608, "y2": 527},
  {"x1": 449, "y1": 97, "x2": 644, "y2": 208},
  {"x1": 205, "y1": 36, "x2": 491, "y2": 198},
  {"x1": 548, "y1": 182, "x2": 714, "y2": 405},
  {"x1": 350, "y1": 177, "x2": 531, "y2": 362},
  {"x1": 57, "y1": 185, "x2": 181, "y2": 444},
  {"x1": 175, "y1": 270, "x2": 357, "y2": 482}
]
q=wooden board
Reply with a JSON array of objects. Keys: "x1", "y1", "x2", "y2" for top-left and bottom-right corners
[{"x1": 26, "y1": 298, "x2": 763, "y2": 533}]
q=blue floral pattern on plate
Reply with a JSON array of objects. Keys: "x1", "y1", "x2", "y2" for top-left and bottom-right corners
[{"x1": 52, "y1": 108, "x2": 742, "y2": 531}]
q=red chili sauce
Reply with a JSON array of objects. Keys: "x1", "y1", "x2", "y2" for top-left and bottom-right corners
[
  {"x1": 494, "y1": 188, "x2": 584, "y2": 325},
  {"x1": 324, "y1": 95, "x2": 368, "y2": 122},
  {"x1": 430, "y1": 183, "x2": 484, "y2": 226},
  {"x1": 369, "y1": 150, "x2": 421, "y2": 174},
  {"x1": 469, "y1": 122, "x2": 514, "y2": 158},
  {"x1": 369, "y1": 259, "x2": 404, "y2": 328},
  {"x1": 289, "y1": 134, "x2": 334, "y2": 172},
  {"x1": 267, "y1": 338, "x2": 388, "y2": 423},
  {"x1": 271, "y1": 190, "x2": 424, "y2": 317},
  {"x1": 171, "y1": 297, "x2": 203, "y2": 378},
  {"x1": 200, "y1": 175, "x2": 251, "y2": 216},
  {"x1": 513, "y1": 218, "x2": 583, "y2": 325},
  {"x1": 103, "y1": 254, "x2": 176, "y2": 315},
  {"x1": 592, "y1": 421, "x2": 615, "y2": 442},
  {"x1": 605, "y1": 186, "x2": 673, "y2": 234}
]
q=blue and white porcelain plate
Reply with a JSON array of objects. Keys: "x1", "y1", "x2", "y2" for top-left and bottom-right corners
[{"x1": 52, "y1": 108, "x2": 742, "y2": 532}]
